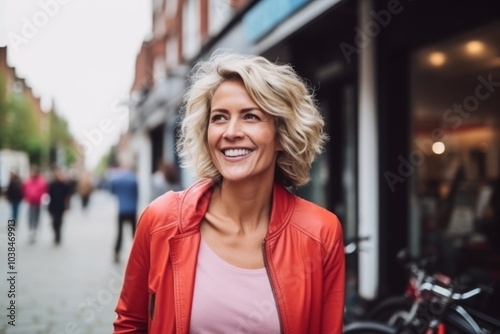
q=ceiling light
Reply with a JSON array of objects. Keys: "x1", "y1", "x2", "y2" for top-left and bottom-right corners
[
  {"x1": 432, "y1": 141, "x2": 445, "y2": 155},
  {"x1": 465, "y1": 41, "x2": 484, "y2": 55},
  {"x1": 428, "y1": 52, "x2": 446, "y2": 67}
]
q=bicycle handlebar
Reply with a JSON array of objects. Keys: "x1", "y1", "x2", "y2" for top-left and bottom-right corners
[{"x1": 420, "y1": 282, "x2": 482, "y2": 300}]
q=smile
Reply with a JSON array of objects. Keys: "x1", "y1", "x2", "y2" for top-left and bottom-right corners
[{"x1": 223, "y1": 149, "x2": 252, "y2": 157}]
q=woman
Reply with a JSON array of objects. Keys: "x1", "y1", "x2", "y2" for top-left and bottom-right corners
[
  {"x1": 114, "y1": 51, "x2": 345, "y2": 333},
  {"x1": 151, "y1": 160, "x2": 181, "y2": 201},
  {"x1": 77, "y1": 171, "x2": 94, "y2": 211},
  {"x1": 6, "y1": 171, "x2": 23, "y2": 225},
  {"x1": 23, "y1": 165, "x2": 47, "y2": 243},
  {"x1": 48, "y1": 168, "x2": 70, "y2": 245}
]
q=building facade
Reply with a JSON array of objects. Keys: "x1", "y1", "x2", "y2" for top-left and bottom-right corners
[{"x1": 129, "y1": 0, "x2": 500, "y2": 306}]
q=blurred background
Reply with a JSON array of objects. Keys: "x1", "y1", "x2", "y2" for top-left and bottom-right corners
[{"x1": 1, "y1": 0, "x2": 500, "y2": 332}]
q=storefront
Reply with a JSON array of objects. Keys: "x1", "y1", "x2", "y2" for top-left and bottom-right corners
[
  {"x1": 410, "y1": 22, "x2": 500, "y2": 281},
  {"x1": 188, "y1": 0, "x2": 500, "y2": 303},
  {"x1": 257, "y1": 0, "x2": 500, "y2": 301},
  {"x1": 378, "y1": 0, "x2": 500, "y2": 299}
]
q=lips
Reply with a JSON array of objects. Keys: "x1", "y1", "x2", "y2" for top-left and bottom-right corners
[{"x1": 223, "y1": 148, "x2": 252, "y2": 157}]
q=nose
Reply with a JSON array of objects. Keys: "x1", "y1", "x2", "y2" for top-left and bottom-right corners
[{"x1": 223, "y1": 118, "x2": 243, "y2": 140}]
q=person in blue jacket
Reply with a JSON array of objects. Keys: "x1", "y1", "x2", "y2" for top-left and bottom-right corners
[{"x1": 108, "y1": 163, "x2": 138, "y2": 263}]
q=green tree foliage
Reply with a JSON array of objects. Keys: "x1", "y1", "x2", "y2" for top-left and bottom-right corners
[
  {"x1": 47, "y1": 108, "x2": 79, "y2": 167},
  {"x1": 64, "y1": 145, "x2": 78, "y2": 167},
  {"x1": 0, "y1": 72, "x2": 77, "y2": 168},
  {"x1": 0, "y1": 83, "x2": 46, "y2": 164},
  {"x1": 0, "y1": 73, "x2": 8, "y2": 148},
  {"x1": 0, "y1": 73, "x2": 77, "y2": 166},
  {"x1": 48, "y1": 109, "x2": 71, "y2": 145},
  {"x1": 6, "y1": 95, "x2": 43, "y2": 148},
  {"x1": 94, "y1": 150, "x2": 113, "y2": 176}
]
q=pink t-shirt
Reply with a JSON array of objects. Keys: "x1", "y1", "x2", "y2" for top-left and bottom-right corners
[
  {"x1": 190, "y1": 239, "x2": 281, "y2": 334},
  {"x1": 23, "y1": 176, "x2": 47, "y2": 205}
]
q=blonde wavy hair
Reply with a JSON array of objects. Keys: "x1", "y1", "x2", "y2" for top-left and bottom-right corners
[{"x1": 177, "y1": 50, "x2": 327, "y2": 187}]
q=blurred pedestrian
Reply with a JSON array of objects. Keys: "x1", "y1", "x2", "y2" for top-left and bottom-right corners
[
  {"x1": 77, "y1": 170, "x2": 94, "y2": 211},
  {"x1": 150, "y1": 160, "x2": 182, "y2": 201},
  {"x1": 108, "y1": 164, "x2": 138, "y2": 263},
  {"x1": 23, "y1": 165, "x2": 48, "y2": 243},
  {"x1": 164, "y1": 160, "x2": 182, "y2": 191},
  {"x1": 48, "y1": 168, "x2": 71, "y2": 245},
  {"x1": 6, "y1": 171, "x2": 23, "y2": 225}
]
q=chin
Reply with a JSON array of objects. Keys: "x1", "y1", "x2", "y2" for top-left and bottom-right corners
[{"x1": 220, "y1": 175, "x2": 250, "y2": 183}]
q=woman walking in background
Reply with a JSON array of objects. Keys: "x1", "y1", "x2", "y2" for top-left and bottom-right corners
[
  {"x1": 6, "y1": 171, "x2": 23, "y2": 225},
  {"x1": 151, "y1": 160, "x2": 182, "y2": 201},
  {"x1": 77, "y1": 170, "x2": 94, "y2": 211},
  {"x1": 48, "y1": 168, "x2": 71, "y2": 245},
  {"x1": 23, "y1": 165, "x2": 47, "y2": 243}
]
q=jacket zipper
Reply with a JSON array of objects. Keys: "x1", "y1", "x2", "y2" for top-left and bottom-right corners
[{"x1": 262, "y1": 240, "x2": 285, "y2": 334}]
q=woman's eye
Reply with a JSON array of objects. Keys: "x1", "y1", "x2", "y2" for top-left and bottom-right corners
[
  {"x1": 210, "y1": 114, "x2": 226, "y2": 122},
  {"x1": 244, "y1": 113, "x2": 260, "y2": 121}
]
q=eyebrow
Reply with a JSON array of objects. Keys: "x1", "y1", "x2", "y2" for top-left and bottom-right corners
[{"x1": 210, "y1": 107, "x2": 263, "y2": 114}]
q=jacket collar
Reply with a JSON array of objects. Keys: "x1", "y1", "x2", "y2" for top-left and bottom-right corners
[{"x1": 178, "y1": 179, "x2": 295, "y2": 237}]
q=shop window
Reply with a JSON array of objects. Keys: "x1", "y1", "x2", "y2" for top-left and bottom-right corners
[{"x1": 410, "y1": 22, "x2": 500, "y2": 279}]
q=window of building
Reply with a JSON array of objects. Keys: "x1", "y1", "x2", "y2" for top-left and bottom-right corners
[
  {"x1": 410, "y1": 22, "x2": 500, "y2": 278},
  {"x1": 182, "y1": 0, "x2": 201, "y2": 60},
  {"x1": 208, "y1": 0, "x2": 232, "y2": 37}
]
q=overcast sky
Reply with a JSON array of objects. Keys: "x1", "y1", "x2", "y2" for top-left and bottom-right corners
[{"x1": 0, "y1": 0, "x2": 152, "y2": 169}]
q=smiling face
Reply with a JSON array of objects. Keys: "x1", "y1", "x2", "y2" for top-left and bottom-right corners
[{"x1": 207, "y1": 79, "x2": 281, "y2": 185}]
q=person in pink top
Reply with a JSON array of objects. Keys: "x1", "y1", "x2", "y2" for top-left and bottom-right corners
[{"x1": 23, "y1": 165, "x2": 48, "y2": 243}]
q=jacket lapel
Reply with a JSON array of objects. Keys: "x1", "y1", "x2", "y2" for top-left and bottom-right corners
[
  {"x1": 169, "y1": 231, "x2": 201, "y2": 334},
  {"x1": 167, "y1": 179, "x2": 213, "y2": 333}
]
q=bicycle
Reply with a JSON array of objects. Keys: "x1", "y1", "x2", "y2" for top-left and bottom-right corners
[{"x1": 364, "y1": 250, "x2": 500, "y2": 333}]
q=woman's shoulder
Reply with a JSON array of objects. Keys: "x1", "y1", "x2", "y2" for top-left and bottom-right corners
[
  {"x1": 293, "y1": 195, "x2": 340, "y2": 223},
  {"x1": 289, "y1": 195, "x2": 343, "y2": 244},
  {"x1": 140, "y1": 179, "x2": 214, "y2": 233},
  {"x1": 139, "y1": 190, "x2": 182, "y2": 234}
]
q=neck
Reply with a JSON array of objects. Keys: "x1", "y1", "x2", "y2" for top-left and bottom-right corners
[{"x1": 211, "y1": 178, "x2": 274, "y2": 232}]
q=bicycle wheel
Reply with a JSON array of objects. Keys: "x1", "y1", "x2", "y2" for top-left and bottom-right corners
[
  {"x1": 366, "y1": 296, "x2": 414, "y2": 326},
  {"x1": 344, "y1": 321, "x2": 398, "y2": 334},
  {"x1": 444, "y1": 309, "x2": 499, "y2": 334}
]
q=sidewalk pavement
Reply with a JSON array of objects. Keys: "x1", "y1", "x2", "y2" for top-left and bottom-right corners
[{"x1": 0, "y1": 190, "x2": 134, "y2": 333}]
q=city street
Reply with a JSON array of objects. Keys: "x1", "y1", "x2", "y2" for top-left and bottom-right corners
[{"x1": 0, "y1": 190, "x2": 133, "y2": 333}]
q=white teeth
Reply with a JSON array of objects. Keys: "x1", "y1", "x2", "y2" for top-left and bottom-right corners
[{"x1": 224, "y1": 149, "x2": 251, "y2": 157}]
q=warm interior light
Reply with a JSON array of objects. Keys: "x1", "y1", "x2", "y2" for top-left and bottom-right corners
[
  {"x1": 465, "y1": 41, "x2": 484, "y2": 55},
  {"x1": 432, "y1": 141, "x2": 446, "y2": 154},
  {"x1": 428, "y1": 52, "x2": 446, "y2": 67}
]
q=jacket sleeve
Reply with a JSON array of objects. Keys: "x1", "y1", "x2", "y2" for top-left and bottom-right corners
[
  {"x1": 114, "y1": 207, "x2": 152, "y2": 333},
  {"x1": 322, "y1": 218, "x2": 345, "y2": 333}
]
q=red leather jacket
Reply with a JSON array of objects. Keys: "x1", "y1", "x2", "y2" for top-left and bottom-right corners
[{"x1": 114, "y1": 179, "x2": 345, "y2": 333}]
